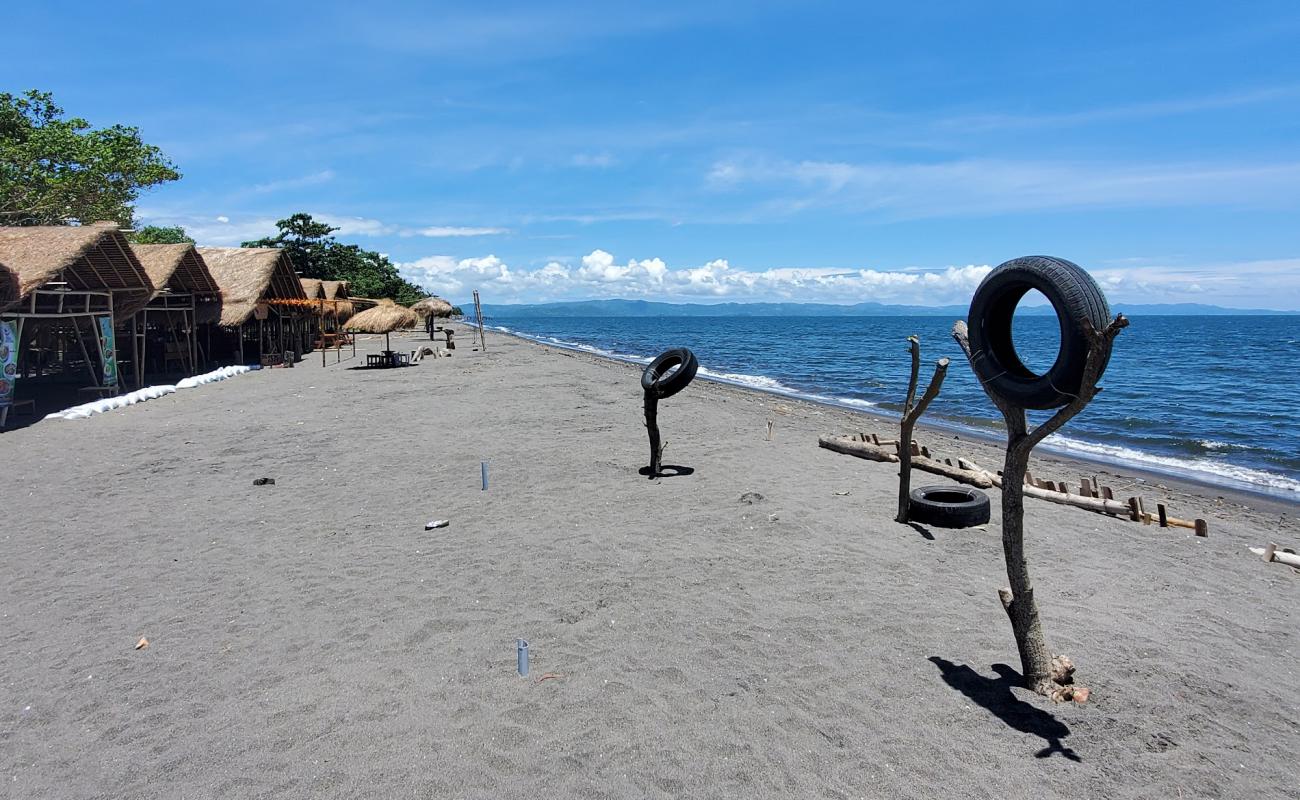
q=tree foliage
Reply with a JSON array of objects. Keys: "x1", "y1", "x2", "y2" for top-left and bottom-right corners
[
  {"x1": 130, "y1": 225, "x2": 194, "y2": 244},
  {"x1": 0, "y1": 90, "x2": 180, "y2": 227},
  {"x1": 244, "y1": 213, "x2": 427, "y2": 303}
]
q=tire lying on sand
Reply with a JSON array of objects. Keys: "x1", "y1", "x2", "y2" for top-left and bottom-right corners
[
  {"x1": 641, "y1": 348, "x2": 699, "y2": 399},
  {"x1": 908, "y1": 485, "x2": 992, "y2": 529},
  {"x1": 967, "y1": 255, "x2": 1112, "y2": 410}
]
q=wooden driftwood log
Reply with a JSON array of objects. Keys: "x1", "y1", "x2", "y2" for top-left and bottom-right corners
[
  {"x1": 818, "y1": 435, "x2": 994, "y2": 488},
  {"x1": 1251, "y1": 544, "x2": 1300, "y2": 569}
]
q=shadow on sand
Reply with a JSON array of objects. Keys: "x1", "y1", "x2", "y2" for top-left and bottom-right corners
[
  {"x1": 928, "y1": 656, "x2": 1080, "y2": 761},
  {"x1": 638, "y1": 465, "x2": 695, "y2": 479},
  {"x1": 907, "y1": 521, "x2": 935, "y2": 540}
]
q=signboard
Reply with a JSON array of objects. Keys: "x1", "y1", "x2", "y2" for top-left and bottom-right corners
[
  {"x1": 96, "y1": 315, "x2": 119, "y2": 387},
  {"x1": 0, "y1": 320, "x2": 16, "y2": 408}
]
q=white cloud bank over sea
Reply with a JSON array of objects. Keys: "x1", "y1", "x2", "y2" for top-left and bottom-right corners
[
  {"x1": 396, "y1": 249, "x2": 995, "y2": 305},
  {"x1": 396, "y1": 250, "x2": 1300, "y2": 309}
]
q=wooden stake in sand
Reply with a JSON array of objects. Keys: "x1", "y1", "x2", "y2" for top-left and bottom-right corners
[
  {"x1": 953, "y1": 312, "x2": 1128, "y2": 697},
  {"x1": 895, "y1": 338, "x2": 950, "y2": 524},
  {"x1": 472, "y1": 289, "x2": 487, "y2": 351}
]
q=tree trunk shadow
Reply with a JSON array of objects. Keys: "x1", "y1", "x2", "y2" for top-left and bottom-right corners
[
  {"x1": 907, "y1": 521, "x2": 935, "y2": 540},
  {"x1": 928, "y1": 656, "x2": 1081, "y2": 761}
]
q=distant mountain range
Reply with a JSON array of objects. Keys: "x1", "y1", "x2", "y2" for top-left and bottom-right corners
[{"x1": 479, "y1": 298, "x2": 1299, "y2": 317}]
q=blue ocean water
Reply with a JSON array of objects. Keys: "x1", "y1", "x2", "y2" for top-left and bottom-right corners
[{"x1": 487, "y1": 314, "x2": 1300, "y2": 500}]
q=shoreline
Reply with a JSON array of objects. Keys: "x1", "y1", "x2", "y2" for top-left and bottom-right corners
[{"x1": 483, "y1": 323, "x2": 1300, "y2": 511}]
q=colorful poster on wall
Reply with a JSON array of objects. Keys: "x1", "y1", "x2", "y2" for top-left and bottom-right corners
[
  {"x1": 0, "y1": 320, "x2": 16, "y2": 408},
  {"x1": 96, "y1": 315, "x2": 118, "y2": 387}
]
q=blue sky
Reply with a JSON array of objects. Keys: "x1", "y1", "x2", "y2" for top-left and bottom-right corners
[{"x1": 6, "y1": 1, "x2": 1300, "y2": 308}]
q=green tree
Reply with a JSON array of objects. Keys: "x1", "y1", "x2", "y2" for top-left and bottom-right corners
[
  {"x1": 130, "y1": 225, "x2": 194, "y2": 244},
  {"x1": 0, "y1": 90, "x2": 180, "y2": 226},
  {"x1": 243, "y1": 212, "x2": 337, "y2": 279},
  {"x1": 244, "y1": 212, "x2": 429, "y2": 302}
]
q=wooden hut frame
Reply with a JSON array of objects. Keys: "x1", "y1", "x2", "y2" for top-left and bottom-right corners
[
  {"x1": 122, "y1": 244, "x2": 220, "y2": 387},
  {"x1": 196, "y1": 247, "x2": 308, "y2": 364},
  {"x1": 0, "y1": 223, "x2": 153, "y2": 424}
]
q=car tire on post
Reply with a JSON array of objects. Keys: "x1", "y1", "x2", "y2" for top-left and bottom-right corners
[
  {"x1": 966, "y1": 255, "x2": 1112, "y2": 410},
  {"x1": 641, "y1": 348, "x2": 699, "y2": 399}
]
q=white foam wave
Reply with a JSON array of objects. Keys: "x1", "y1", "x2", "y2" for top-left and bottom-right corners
[
  {"x1": 492, "y1": 323, "x2": 1296, "y2": 498},
  {"x1": 698, "y1": 367, "x2": 790, "y2": 392},
  {"x1": 1045, "y1": 435, "x2": 1300, "y2": 496}
]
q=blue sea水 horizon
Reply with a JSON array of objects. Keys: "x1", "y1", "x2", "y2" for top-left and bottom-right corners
[{"x1": 485, "y1": 313, "x2": 1300, "y2": 500}]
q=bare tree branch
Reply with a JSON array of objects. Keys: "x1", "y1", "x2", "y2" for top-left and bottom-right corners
[{"x1": 896, "y1": 337, "x2": 950, "y2": 523}]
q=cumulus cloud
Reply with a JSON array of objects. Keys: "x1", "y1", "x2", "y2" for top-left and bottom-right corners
[{"x1": 396, "y1": 249, "x2": 994, "y2": 305}]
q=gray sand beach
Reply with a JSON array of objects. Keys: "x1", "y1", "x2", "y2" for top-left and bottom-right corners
[{"x1": 2, "y1": 327, "x2": 1297, "y2": 799}]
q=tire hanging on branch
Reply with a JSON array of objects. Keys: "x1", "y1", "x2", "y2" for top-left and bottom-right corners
[
  {"x1": 641, "y1": 348, "x2": 699, "y2": 399},
  {"x1": 642, "y1": 348, "x2": 699, "y2": 477},
  {"x1": 967, "y1": 256, "x2": 1112, "y2": 410}
]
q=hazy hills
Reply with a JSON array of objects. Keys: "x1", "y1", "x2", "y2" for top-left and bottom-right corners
[{"x1": 479, "y1": 298, "x2": 1297, "y2": 317}]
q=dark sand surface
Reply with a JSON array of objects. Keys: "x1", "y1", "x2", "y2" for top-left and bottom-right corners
[{"x1": 2, "y1": 328, "x2": 1297, "y2": 799}]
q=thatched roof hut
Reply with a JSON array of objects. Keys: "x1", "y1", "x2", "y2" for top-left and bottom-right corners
[
  {"x1": 196, "y1": 247, "x2": 307, "y2": 327},
  {"x1": 0, "y1": 222, "x2": 153, "y2": 313},
  {"x1": 411, "y1": 296, "x2": 454, "y2": 318},
  {"x1": 300, "y1": 278, "x2": 324, "y2": 299},
  {"x1": 322, "y1": 280, "x2": 349, "y2": 300},
  {"x1": 342, "y1": 299, "x2": 418, "y2": 334},
  {"x1": 121, "y1": 243, "x2": 221, "y2": 321}
]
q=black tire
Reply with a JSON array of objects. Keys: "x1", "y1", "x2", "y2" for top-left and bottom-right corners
[
  {"x1": 641, "y1": 348, "x2": 699, "y2": 399},
  {"x1": 908, "y1": 485, "x2": 991, "y2": 529},
  {"x1": 967, "y1": 256, "x2": 1111, "y2": 410}
]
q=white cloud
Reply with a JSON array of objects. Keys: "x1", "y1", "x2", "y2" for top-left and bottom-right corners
[
  {"x1": 396, "y1": 249, "x2": 994, "y2": 305},
  {"x1": 707, "y1": 156, "x2": 1300, "y2": 220},
  {"x1": 570, "y1": 152, "x2": 617, "y2": 168},
  {"x1": 135, "y1": 208, "x2": 279, "y2": 245},
  {"x1": 396, "y1": 249, "x2": 1300, "y2": 309},
  {"x1": 249, "y1": 169, "x2": 336, "y2": 194},
  {"x1": 411, "y1": 226, "x2": 510, "y2": 237}
]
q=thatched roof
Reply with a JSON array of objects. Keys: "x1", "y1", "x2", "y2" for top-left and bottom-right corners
[
  {"x1": 322, "y1": 280, "x2": 349, "y2": 300},
  {"x1": 196, "y1": 247, "x2": 307, "y2": 327},
  {"x1": 0, "y1": 222, "x2": 153, "y2": 313},
  {"x1": 300, "y1": 278, "x2": 324, "y2": 299},
  {"x1": 342, "y1": 299, "x2": 418, "y2": 334},
  {"x1": 120, "y1": 243, "x2": 221, "y2": 319},
  {"x1": 411, "y1": 296, "x2": 454, "y2": 318}
]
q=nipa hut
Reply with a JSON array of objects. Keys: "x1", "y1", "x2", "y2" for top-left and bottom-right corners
[
  {"x1": 121, "y1": 243, "x2": 221, "y2": 385},
  {"x1": 322, "y1": 280, "x2": 355, "y2": 322},
  {"x1": 0, "y1": 223, "x2": 153, "y2": 419},
  {"x1": 197, "y1": 247, "x2": 309, "y2": 364}
]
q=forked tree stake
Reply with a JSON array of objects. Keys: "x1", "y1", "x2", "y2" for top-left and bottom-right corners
[
  {"x1": 896, "y1": 335, "x2": 949, "y2": 523},
  {"x1": 952, "y1": 314, "x2": 1128, "y2": 696}
]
